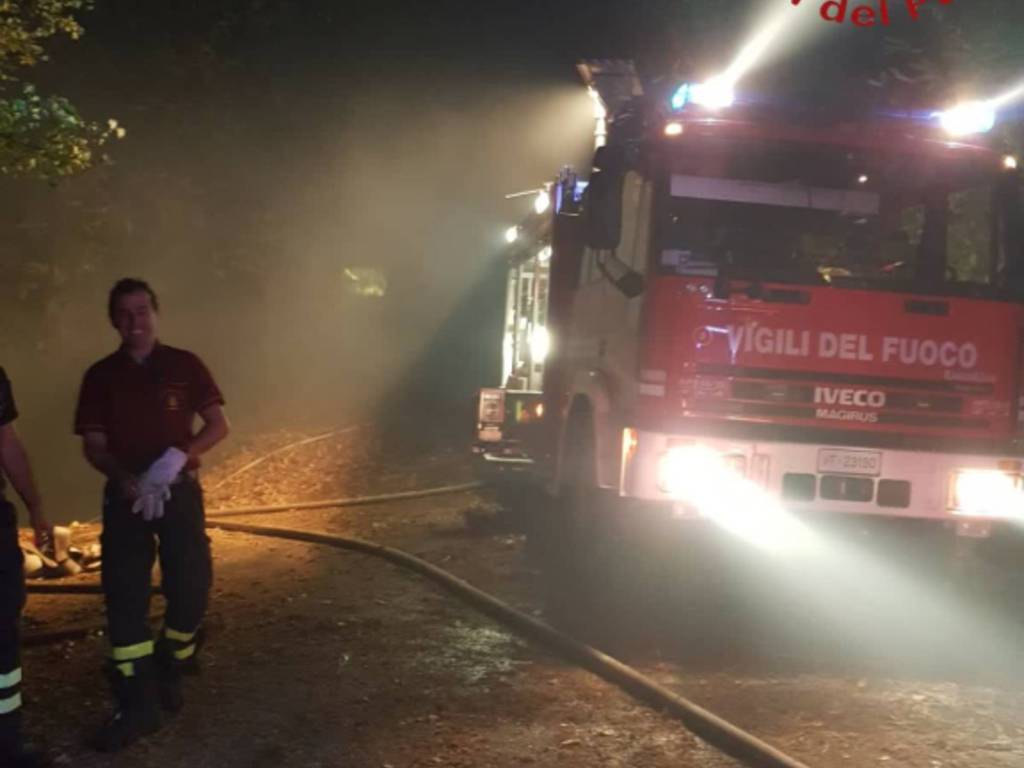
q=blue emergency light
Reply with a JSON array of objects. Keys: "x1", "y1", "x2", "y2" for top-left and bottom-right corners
[{"x1": 670, "y1": 83, "x2": 693, "y2": 111}]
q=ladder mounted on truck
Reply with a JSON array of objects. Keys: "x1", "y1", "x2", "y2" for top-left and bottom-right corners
[{"x1": 475, "y1": 168, "x2": 585, "y2": 470}]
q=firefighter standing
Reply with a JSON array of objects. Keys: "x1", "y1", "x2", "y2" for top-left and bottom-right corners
[
  {"x1": 0, "y1": 368, "x2": 52, "y2": 767},
  {"x1": 74, "y1": 279, "x2": 229, "y2": 752}
]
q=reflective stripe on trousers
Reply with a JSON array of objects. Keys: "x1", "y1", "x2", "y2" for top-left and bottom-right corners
[
  {"x1": 111, "y1": 640, "x2": 154, "y2": 678},
  {"x1": 0, "y1": 666, "x2": 21, "y2": 714},
  {"x1": 163, "y1": 627, "x2": 197, "y2": 661}
]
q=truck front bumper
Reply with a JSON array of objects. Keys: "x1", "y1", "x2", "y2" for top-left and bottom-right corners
[{"x1": 621, "y1": 430, "x2": 1024, "y2": 536}]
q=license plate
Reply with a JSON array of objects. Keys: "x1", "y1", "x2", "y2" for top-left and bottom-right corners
[
  {"x1": 478, "y1": 426, "x2": 503, "y2": 443},
  {"x1": 817, "y1": 449, "x2": 882, "y2": 477}
]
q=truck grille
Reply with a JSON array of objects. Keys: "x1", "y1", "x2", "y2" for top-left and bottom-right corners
[{"x1": 689, "y1": 364, "x2": 995, "y2": 432}]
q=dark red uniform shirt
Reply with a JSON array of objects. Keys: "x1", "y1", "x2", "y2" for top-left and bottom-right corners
[
  {"x1": 74, "y1": 344, "x2": 224, "y2": 474},
  {"x1": 0, "y1": 368, "x2": 17, "y2": 499}
]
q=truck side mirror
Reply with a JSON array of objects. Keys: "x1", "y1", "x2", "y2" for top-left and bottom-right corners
[
  {"x1": 584, "y1": 146, "x2": 625, "y2": 250},
  {"x1": 614, "y1": 270, "x2": 646, "y2": 299},
  {"x1": 596, "y1": 251, "x2": 646, "y2": 299}
]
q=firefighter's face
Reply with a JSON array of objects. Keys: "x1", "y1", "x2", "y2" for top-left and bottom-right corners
[{"x1": 114, "y1": 291, "x2": 158, "y2": 350}]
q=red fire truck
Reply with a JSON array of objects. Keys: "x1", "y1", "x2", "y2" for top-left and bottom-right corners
[{"x1": 477, "y1": 61, "x2": 1024, "y2": 544}]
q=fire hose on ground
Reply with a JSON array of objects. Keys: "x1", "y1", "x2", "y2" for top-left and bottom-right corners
[
  {"x1": 22, "y1": 481, "x2": 810, "y2": 768},
  {"x1": 206, "y1": 426, "x2": 362, "y2": 493},
  {"x1": 24, "y1": 482, "x2": 485, "y2": 594}
]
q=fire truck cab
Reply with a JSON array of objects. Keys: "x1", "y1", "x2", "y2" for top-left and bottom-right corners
[{"x1": 478, "y1": 61, "x2": 1024, "y2": 540}]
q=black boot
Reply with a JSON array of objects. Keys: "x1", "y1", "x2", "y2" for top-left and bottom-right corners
[
  {"x1": 179, "y1": 625, "x2": 205, "y2": 677},
  {"x1": 154, "y1": 625, "x2": 205, "y2": 714},
  {"x1": 92, "y1": 657, "x2": 162, "y2": 753},
  {"x1": 154, "y1": 639, "x2": 184, "y2": 714},
  {"x1": 0, "y1": 712, "x2": 49, "y2": 767}
]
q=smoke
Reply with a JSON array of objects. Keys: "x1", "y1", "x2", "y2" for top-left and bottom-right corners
[{"x1": 0, "y1": 31, "x2": 594, "y2": 522}]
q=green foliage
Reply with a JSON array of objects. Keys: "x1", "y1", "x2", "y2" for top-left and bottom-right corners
[
  {"x1": 0, "y1": 84, "x2": 120, "y2": 177},
  {"x1": 0, "y1": 0, "x2": 86, "y2": 75},
  {"x1": 0, "y1": 0, "x2": 117, "y2": 181},
  {"x1": 947, "y1": 187, "x2": 993, "y2": 283}
]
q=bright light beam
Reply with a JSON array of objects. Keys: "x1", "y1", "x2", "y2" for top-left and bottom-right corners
[
  {"x1": 939, "y1": 101, "x2": 997, "y2": 137},
  {"x1": 721, "y1": 11, "x2": 790, "y2": 86},
  {"x1": 989, "y1": 81, "x2": 1024, "y2": 109},
  {"x1": 533, "y1": 190, "x2": 550, "y2": 215},
  {"x1": 711, "y1": 2, "x2": 819, "y2": 91},
  {"x1": 658, "y1": 445, "x2": 816, "y2": 554},
  {"x1": 690, "y1": 78, "x2": 736, "y2": 110},
  {"x1": 529, "y1": 326, "x2": 550, "y2": 362},
  {"x1": 951, "y1": 470, "x2": 1024, "y2": 521},
  {"x1": 938, "y1": 78, "x2": 1024, "y2": 136}
]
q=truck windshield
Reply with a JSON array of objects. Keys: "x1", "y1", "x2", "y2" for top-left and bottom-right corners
[{"x1": 658, "y1": 140, "x2": 1013, "y2": 294}]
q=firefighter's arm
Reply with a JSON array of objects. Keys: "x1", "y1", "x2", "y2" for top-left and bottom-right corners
[
  {"x1": 186, "y1": 404, "x2": 230, "y2": 461},
  {"x1": 0, "y1": 421, "x2": 51, "y2": 543},
  {"x1": 82, "y1": 431, "x2": 139, "y2": 500}
]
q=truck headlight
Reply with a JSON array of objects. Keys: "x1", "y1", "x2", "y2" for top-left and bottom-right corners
[
  {"x1": 656, "y1": 443, "x2": 811, "y2": 554},
  {"x1": 657, "y1": 444, "x2": 745, "y2": 499},
  {"x1": 950, "y1": 470, "x2": 1023, "y2": 518},
  {"x1": 938, "y1": 101, "x2": 997, "y2": 137}
]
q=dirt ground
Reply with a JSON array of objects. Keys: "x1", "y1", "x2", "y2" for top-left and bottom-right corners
[{"x1": 16, "y1": 427, "x2": 1024, "y2": 767}]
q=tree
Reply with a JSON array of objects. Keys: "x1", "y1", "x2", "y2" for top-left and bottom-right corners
[
  {"x1": 0, "y1": 0, "x2": 118, "y2": 180},
  {"x1": 872, "y1": 2, "x2": 1024, "y2": 107}
]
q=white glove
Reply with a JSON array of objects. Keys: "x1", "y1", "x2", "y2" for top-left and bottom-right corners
[
  {"x1": 131, "y1": 448, "x2": 188, "y2": 522},
  {"x1": 142, "y1": 447, "x2": 189, "y2": 487},
  {"x1": 131, "y1": 485, "x2": 171, "y2": 522}
]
